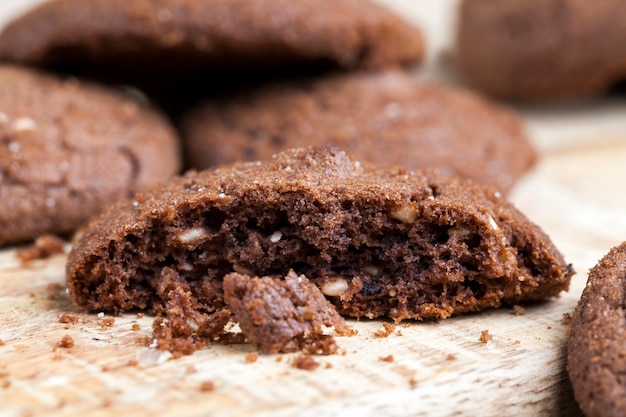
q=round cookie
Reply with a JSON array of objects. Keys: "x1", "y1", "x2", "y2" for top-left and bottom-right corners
[
  {"x1": 182, "y1": 69, "x2": 536, "y2": 194},
  {"x1": 568, "y1": 242, "x2": 626, "y2": 417},
  {"x1": 0, "y1": 0, "x2": 424, "y2": 74},
  {"x1": 457, "y1": 0, "x2": 626, "y2": 101},
  {"x1": 0, "y1": 65, "x2": 181, "y2": 246},
  {"x1": 67, "y1": 146, "x2": 573, "y2": 323}
]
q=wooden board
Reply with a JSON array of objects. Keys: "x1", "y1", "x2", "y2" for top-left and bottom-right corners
[
  {"x1": 2, "y1": 1, "x2": 626, "y2": 416},
  {"x1": 5, "y1": 138, "x2": 626, "y2": 417}
]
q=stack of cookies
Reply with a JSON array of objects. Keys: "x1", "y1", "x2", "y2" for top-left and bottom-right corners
[
  {"x1": 0, "y1": 0, "x2": 540, "y2": 247},
  {"x1": 0, "y1": 1, "x2": 574, "y2": 359}
]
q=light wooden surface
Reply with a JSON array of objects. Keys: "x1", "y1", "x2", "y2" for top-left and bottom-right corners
[{"x1": 1, "y1": 1, "x2": 626, "y2": 416}]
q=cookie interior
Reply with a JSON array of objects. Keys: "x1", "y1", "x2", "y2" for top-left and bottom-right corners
[{"x1": 68, "y1": 148, "x2": 572, "y2": 321}]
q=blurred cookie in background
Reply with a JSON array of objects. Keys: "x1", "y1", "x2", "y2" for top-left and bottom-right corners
[
  {"x1": 0, "y1": 0, "x2": 424, "y2": 76},
  {"x1": 0, "y1": 65, "x2": 181, "y2": 246},
  {"x1": 182, "y1": 69, "x2": 536, "y2": 194},
  {"x1": 457, "y1": 0, "x2": 626, "y2": 101}
]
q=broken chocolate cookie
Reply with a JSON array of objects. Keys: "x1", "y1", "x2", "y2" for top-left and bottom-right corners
[{"x1": 67, "y1": 146, "x2": 573, "y2": 323}]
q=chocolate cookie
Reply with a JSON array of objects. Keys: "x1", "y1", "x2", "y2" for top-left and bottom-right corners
[
  {"x1": 0, "y1": 65, "x2": 181, "y2": 246},
  {"x1": 457, "y1": 0, "x2": 626, "y2": 101},
  {"x1": 182, "y1": 70, "x2": 536, "y2": 194},
  {"x1": 568, "y1": 242, "x2": 626, "y2": 417},
  {"x1": 0, "y1": 0, "x2": 424, "y2": 74},
  {"x1": 67, "y1": 146, "x2": 573, "y2": 323}
]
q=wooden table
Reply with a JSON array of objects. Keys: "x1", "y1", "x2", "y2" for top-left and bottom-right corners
[{"x1": 2, "y1": 1, "x2": 626, "y2": 416}]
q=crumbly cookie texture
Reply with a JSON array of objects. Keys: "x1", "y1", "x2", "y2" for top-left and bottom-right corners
[
  {"x1": 183, "y1": 70, "x2": 536, "y2": 195},
  {"x1": 568, "y1": 242, "x2": 626, "y2": 417},
  {"x1": 0, "y1": 0, "x2": 423, "y2": 73},
  {"x1": 67, "y1": 146, "x2": 573, "y2": 324},
  {"x1": 458, "y1": 0, "x2": 626, "y2": 101},
  {"x1": 224, "y1": 271, "x2": 354, "y2": 354},
  {"x1": 0, "y1": 65, "x2": 180, "y2": 246}
]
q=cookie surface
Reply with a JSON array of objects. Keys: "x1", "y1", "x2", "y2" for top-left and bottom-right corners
[
  {"x1": 0, "y1": 65, "x2": 181, "y2": 246},
  {"x1": 0, "y1": 0, "x2": 423, "y2": 74},
  {"x1": 457, "y1": 0, "x2": 626, "y2": 101},
  {"x1": 568, "y1": 242, "x2": 626, "y2": 417},
  {"x1": 67, "y1": 146, "x2": 572, "y2": 323},
  {"x1": 182, "y1": 70, "x2": 535, "y2": 194}
]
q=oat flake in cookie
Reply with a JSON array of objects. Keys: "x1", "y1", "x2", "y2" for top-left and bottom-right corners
[
  {"x1": 67, "y1": 147, "x2": 573, "y2": 323},
  {"x1": 0, "y1": 0, "x2": 423, "y2": 74},
  {"x1": 0, "y1": 65, "x2": 181, "y2": 246},
  {"x1": 182, "y1": 70, "x2": 535, "y2": 195},
  {"x1": 568, "y1": 242, "x2": 626, "y2": 417}
]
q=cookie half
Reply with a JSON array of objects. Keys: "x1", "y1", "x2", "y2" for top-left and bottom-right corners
[
  {"x1": 568, "y1": 242, "x2": 626, "y2": 417},
  {"x1": 457, "y1": 0, "x2": 626, "y2": 101},
  {"x1": 67, "y1": 146, "x2": 572, "y2": 322},
  {"x1": 0, "y1": 65, "x2": 181, "y2": 246},
  {"x1": 0, "y1": 0, "x2": 423, "y2": 74},
  {"x1": 182, "y1": 69, "x2": 536, "y2": 194}
]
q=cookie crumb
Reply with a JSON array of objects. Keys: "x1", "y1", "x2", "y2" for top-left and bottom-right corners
[
  {"x1": 245, "y1": 352, "x2": 258, "y2": 364},
  {"x1": 137, "y1": 312, "x2": 144, "y2": 319},
  {"x1": 185, "y1": 365, "x2": 197, "y2": 375},
  {"x1": 58, "y1": 335, "x2": 74, "y2": 348},
  {"x1": 275, "y1": 356, "x2": 283, "y2": 363},
  {"x1": 58, "y1": 313, "x2": 78, "y2": 325},
  {"x1": 446, "y1": 354, "x2": 456, "y2": 361},
  {"x1": 374, "y1": 322, "x2": 396, "y2": 338},
  {"x1": 200, "y1": 381, "x2": 215, "y2": 392},
  {"x1": 127, "y1": 359, "x2": 139, "y2": 367},
  {"x1": 479, "y1": 330, "x2": 492, "y2": 344},
  {"x1": 514, "y1": 340, "x2": 521, "y2": 345},
  {"x1": 409, "y1": 378, "x2": 418, "y2": 389},
  {"x1": 99, "y1": 317, "x2": 115, "y2": 329},
  {"x1": 131, "y1": 324, "x2": 141, "y2": 331},
  {"x1": 16, "y1": 235, "x2": 65, "y2": 264},
  {"x1": 562, "y1": 313, "x2": 572, "y2": 325},
  {"x1": 2, "y1": 380, "x2": 10, "y2": 389},
  {"x1": 512, "y1": 305, "x2": 525, "y2": 316},
  {"x1": 292, "y1": 355, "x2": 320, "y2": 371},
  {"x1": 379, "y1": 355, "x2": 394, "y2": 362},
  {"x1": 0, "y1": 340, "x2": 5, "y2": 346}
]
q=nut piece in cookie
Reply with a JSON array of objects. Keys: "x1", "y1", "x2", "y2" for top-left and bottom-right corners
[
  {"x1": 568, "y1": 242, "x2": 626, "y2": 417},
  {"x1": 67, "y1": 146, "x2": 573, "y2": 325},
  {"x1": 223, "y1": 270, "x2": 354, "y2": 354}
]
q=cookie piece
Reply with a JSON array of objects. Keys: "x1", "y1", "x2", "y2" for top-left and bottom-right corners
[
  {"x1": 0, "y1": 65, "x2": 181, "y2": 246},
  {"x1": 457, "y1": 0, "x2": 626, "y2": 101},
  {"x1": 0, "y1": 0, "x2": 423, "y2": 75},
  {"x1": 568, "y1": 242, "x2": 626, "y2": 417},
  {"x1": 66, "y1": 146, "x2": 573, "y2": 322},
  {"x1": 224, "y1": 271, "x2": 352, "y2": 354},
  {"x1": 182, "y1": 70, "x2": 535, "y2": 194}
]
